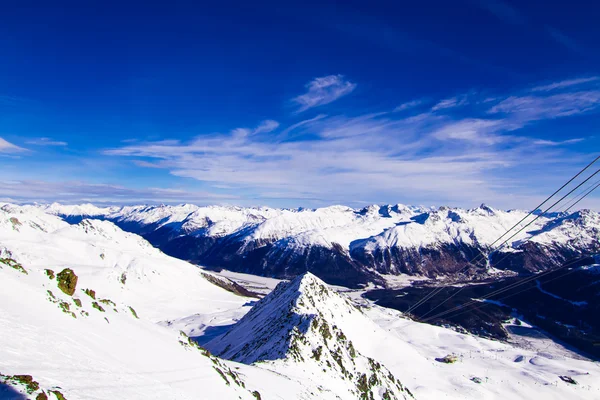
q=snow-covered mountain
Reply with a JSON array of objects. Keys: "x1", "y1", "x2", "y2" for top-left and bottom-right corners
[
  {"x1": 2, "y1": 204, "x2": 600, "y2": 399},
  {"x1": 0, "y1": 204, "x2": 310, "y2": 399},
  {"x1": 206, "y1": 271, "x2": 600, "y2": 400},
  {"x1": 207, "y1": 273, "x2": 414, "y2": 399},
  {"x1": 38, "y1": 202, "x2": 600, "y2": 287}
]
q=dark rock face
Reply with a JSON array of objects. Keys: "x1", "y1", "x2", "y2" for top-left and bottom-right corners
[
  {"x1": 350, "y1": 242, "x2": 486, "y2": 276},
  {"x1": 158, "y1": 234, "x2": 383, "y2": 288},
  {"x1": 199, "y1": 272, "x2": 261, "y2": 298},
  {"x1": 56, "y1": 268, "x2": 78, "y2": 296},
  {"x1": 489, "y1": 241, "x2": 599, "y2": 275}
]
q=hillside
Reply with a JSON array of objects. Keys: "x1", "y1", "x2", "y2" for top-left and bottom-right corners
[{"x1": 0, "y1": 204, "x2": 286, "y2": 399}]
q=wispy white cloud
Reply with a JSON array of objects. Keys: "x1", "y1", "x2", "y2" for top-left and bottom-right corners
[
  {"x1": 431, "y1": 119, "x2": 507, "y2": 145},
  {"x1": 531, "y1": 77, "x2": 599, "y2": 92},
  {"x1": 488, "y1": 91, "x2": 600, "y2": 120},
  {"x1": 25, "y1": 137, "x2": 68, "y2": 146},
  {"x1": 107, "y1": 114, "x2": 502, "y2": 201},
  {"x1": 103, "y1": 77, "x2": 600, "y2": 209},
  {"x1": 292, "y1": 75, "x2": 356, "y2": 112},
  {"x1": 394, "y1": 99, "x2": 424, "y2": 112},
  {"x1": 431, "y1": 95, "x2": 469, "y2": 111},
  {"x1": 8, "y1": 76, "x2": 599, "y2": 210},
  {"x1": 279, "y1": 114, "x2": 327, "y2": 137},
  {"x1": 0, "y1": 180, "x2": 238, "y2": 205},
  {"x1": 132, "y1": 160, "x2": 165, "y2": 168},
  {"x1": 253, "y1": 120, "x2": 280, "y2": 134},
  {"x1": 232, "y1": 119, "x2": 280, "y2": 138},
  {"x1": 0, "y1": 137, "x2": 27, "y2": 153},
  {"x1": 532, "y1": 138, "x2": 584, "y2": 146}
]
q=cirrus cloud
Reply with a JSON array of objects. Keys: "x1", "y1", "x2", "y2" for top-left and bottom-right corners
[
  {"x1": 0, "y1": 137, "x2": 27, "y2": 153},
  {"x1": 0, "y1": 180, "x2": 238, "y2": 205},
  {"x1": 292, "y1": 75, "x2": 356, "y2": 112},
  {"x1": 103, "y1": 75, "x2": 600, "y2": 209},
  {"x1": 25, "y1": 137, "x2": 68, "y2": 146},
  {"x1": 7, "y1": 75, "x2": 600, "y2": 210}
]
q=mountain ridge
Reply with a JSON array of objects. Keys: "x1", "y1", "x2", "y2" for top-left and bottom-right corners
[
  {"x1": 29, "y1": 202, "x2": 600, "y2": 287},
  {"x1": 206, "y1": 272, "x2": 415, "y2": 399}
]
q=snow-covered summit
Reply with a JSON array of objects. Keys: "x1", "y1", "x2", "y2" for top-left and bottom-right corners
[
  {"x1": 40, "y1": 201, "x2": 597, "y2": 251},
  {"x1": 42, "y1": 202, "x2": 118, "y2": 217},
  {"x1": 207, "y1": 272, "x2": 357, "y2": 363},
  {"x1": 207, "y1": 272, "x2": 414, "y2": 399}
]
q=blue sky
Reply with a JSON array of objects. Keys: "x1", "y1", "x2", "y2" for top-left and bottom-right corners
[{"x1": 1, "y1": 0, "x2": 599, "y2": 209}]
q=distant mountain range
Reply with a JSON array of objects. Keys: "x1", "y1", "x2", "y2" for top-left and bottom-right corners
[{"x1": 28, "y1": 202, "x2": 600, "y2": 288}]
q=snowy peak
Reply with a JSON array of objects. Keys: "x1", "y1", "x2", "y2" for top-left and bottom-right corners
[
  {"x1": 207, "y1": 273, "x2": 413, "y2": 400},
  {"x1": 64, "y1": 219, "x2": 151, "y2": 246},
  {"x1": 529, "y1": 209, "x2": 600, "y2": 247},
  {"x1": 287, "y1": 272, "x2": 357, "y2": 316},
  {"x1": 39, "y1": 201, "x2": 599, "y2": 251},
  {"x1": 0, "y1": 204, "x2": 68, "y2": 234},
  {"x1": 206, "y1": 272, "x2": 349, "y2": 363},
  {"x1": 43, "y1": 202, "x2": 118, "y2": 217}
]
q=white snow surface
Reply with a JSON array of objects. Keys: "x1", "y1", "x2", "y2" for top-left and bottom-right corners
[
  {"x1": 2, "y1": 203, "x2": 600, "y2": 399},
  {"x1": 364, "y1": 305, "x2": 600, "y2": 399},
  {"x1": 0, "y1": 205, "x2": 300, "y2": 399}
]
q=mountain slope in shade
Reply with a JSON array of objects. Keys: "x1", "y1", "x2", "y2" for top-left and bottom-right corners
[
  {"x1": 39, "y1": 202, "x2": 600, "y2": 287},
  {"x1": 207, "y1": 273, "x2": 414, "y2": 400}
]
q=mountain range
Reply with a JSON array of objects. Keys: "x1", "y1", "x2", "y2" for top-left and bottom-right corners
[{"x1": 34, "y1": 202, "x2": 600, "y2": 288}]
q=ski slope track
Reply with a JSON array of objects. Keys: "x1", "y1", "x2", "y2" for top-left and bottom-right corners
[{"x1": 39, "y1": 202, "x2": 600, "y2": 288}]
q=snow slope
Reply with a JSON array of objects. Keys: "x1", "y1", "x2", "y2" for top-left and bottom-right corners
[
  {"x1": 207, "y1": 272, "x2": 600, "y2": 400},
  {"x1": 364, "y1": 304, "x2": 600, "y2": 400},
  {"x1": 0, "y1": 204, "x2": 249, "y2": 322},
  {"x1": 0, "y1": 204, "x2": 296, "y2": 399}
]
